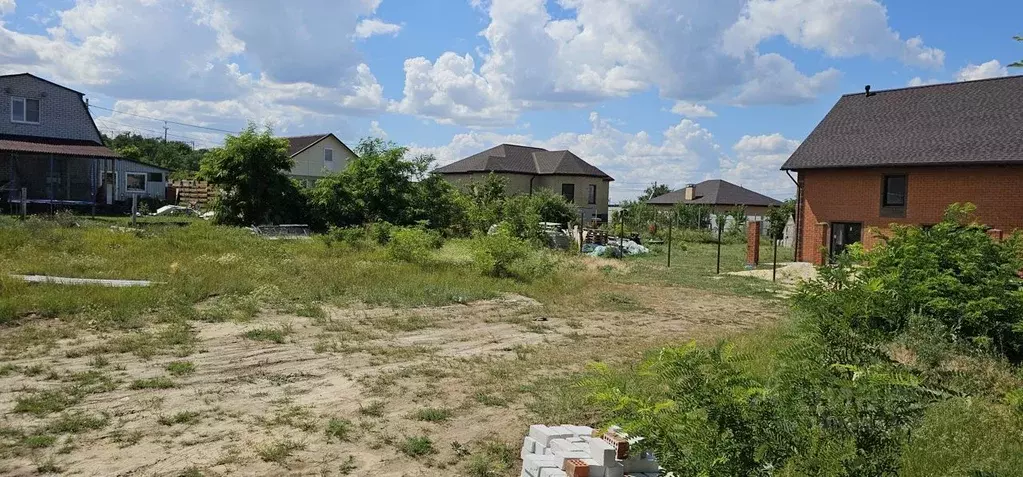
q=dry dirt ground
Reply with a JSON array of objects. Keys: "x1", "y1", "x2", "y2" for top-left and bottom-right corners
[{"x1": 0, "y1": 285, "x2": 783, "y2": 477}]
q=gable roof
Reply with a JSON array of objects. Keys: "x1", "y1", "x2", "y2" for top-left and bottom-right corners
[
  {"x1": 281, "y1": 133, "x2": 357, "y2": 158},
  {"x1": 0, "y1": 73, "x2": 86, "y2": 96},
  {"x1": 647, "y1": 179, "x2": 783, "y2": 207},
  {"x1": 782, "y1": 75, "x2": 1023, "y2": 170},
  {"x1": 434, "y1": 144, "x2": 613, "y2": 180}
]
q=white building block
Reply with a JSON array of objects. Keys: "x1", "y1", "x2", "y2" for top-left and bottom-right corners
[
  {"x1": 550, "y1": 438, "x2": 585, "y2": 454},
  {"x1": 524, "y1": 455, "x2": 562, "y2": 476},
  {"x1": 540, "y1": 469, "x2": 568, "y2": 477},
  {"x1": 580, "y1": 458, "x2": 605, "y2": 477},
  {"x1": 530, "y1": 425, "x2": 574, "y2": 447},
  {"x1": 565, "y1": 425, "x2": 594, "y2": 437},
  {"x1": 584, "y1": 436, "x2": 617, "y2": 466},
  {"x1": 523, "y1": 436, "x2": 539, "y2": 454}
]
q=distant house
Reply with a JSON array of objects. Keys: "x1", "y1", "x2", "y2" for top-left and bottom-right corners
[
  {"x1": 281, "y1": 134, "x2": 358, "y2": 187},
  {"x1": 434, "y1": 144, "x2": 614, "y2": 220},
  {"x1": 0, "y1": 73, "x2": 170, "y2": 208},
  {"x1": 647, "y1": 179, "x2": 783, "y2": 219},
  {"x1": 782, "y1": 76, "x2": 1023, "y2": 264}
]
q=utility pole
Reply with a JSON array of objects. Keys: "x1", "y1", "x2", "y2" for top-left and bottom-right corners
[{"x1": 163, "y1": 122, "x2": 169, "y2": 143}]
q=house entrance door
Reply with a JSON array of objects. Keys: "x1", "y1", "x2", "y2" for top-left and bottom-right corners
[{"x1": 829, "y1": 222, "x2": 862, "y2": 259}]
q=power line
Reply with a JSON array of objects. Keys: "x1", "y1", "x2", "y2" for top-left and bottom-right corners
[
  {"x1": 88, "y1": 103, "x2": 241, "y2": 135},
  {"x1": 95, "y1": 118, "x2": 221, "y2": 147}
]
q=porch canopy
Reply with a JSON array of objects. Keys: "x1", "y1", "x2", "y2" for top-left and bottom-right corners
[{"x1": 0, "y1": 135, "x2": 119, "y2": 205}]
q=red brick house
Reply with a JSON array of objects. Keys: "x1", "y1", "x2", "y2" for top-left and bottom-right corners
[{"x1": 782, "y1": 76, "x2": 1023, "y2": 265}]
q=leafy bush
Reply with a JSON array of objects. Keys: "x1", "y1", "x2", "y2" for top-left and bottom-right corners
[
  {"x1": 321, "y1": 226, "x2": 369, "y2": 249},
  {"x1": 387, "y1": 227, "x2": 440, "y2": 264},
  {"x1": 585, "y1": 336, "x2": 929, "y2": 476},
  {"x1": 470, "y1": 225, "x2": 552, "y2": 279},
  {"x1": 795, "y1": 203, "x2": 1023, "y2": 360}
]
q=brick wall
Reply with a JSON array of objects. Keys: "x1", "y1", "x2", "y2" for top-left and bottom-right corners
[{"x1": 797, "y1": 165, "x2": 1023, "y2": 264}]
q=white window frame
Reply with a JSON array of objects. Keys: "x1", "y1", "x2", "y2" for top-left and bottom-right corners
[
  {"x1": 125, "y1": 172, "x2": 148, "y2": 193},
  {"x1": 11, "y1": 96, "x2": 40, "y2": 124}
]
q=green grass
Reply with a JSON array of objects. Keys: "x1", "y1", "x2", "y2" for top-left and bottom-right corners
[
  {"x1": 359, "y1": 400, "x2": 386, "y2": 417},
  {"x1": 411, "y1": 407, "x2": 452, "y2": 422},
  {"x1": 256, "y1": 438, "x2": 305, "y2": 464},
  {"x1": 242, "y1": 325, "x2": 293, "y2": 344},
  {"x1": 14, "y1": 389, "x2": 81, "y2": 416},
  {"x1": 165, "y1": 361, "x2": 195, "y2": 376},
  {"x1": 398, "y1": 436, "x2": 436, "y2": 457},
  {"x1": 129, "y1": 377, "x2": 176, "y2": 390},
  {"x1": 464, "y1": 440, "x2": 516, "y2": 477},
  {"x1": 47, "y1": 411, "x2": 108, "y2": 434},
  {"x1": 614, "y1": 240, "x2": 794, "y2": 298},
  {"x1": 157, "y1": 411, "x2": 202, "y2": 426},
  {"x1": 0, "y1": 220, "x2": 601, "y2": 333},
  {"x1": 325, "y1": 418, "x2": 353, "y2": 442}
]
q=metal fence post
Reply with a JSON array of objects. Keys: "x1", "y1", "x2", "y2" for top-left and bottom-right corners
[
  {"x1": 716, "y1": 221, "x2": 723, "y2": 274},
  {"x1": 667, "y1": 213, "x2": 673, "y2": 268},
  {"x1": 131, "y1": 194, "x2": 138, "y2": 227},
  {"x1": 20, "y1": 187, "x2": 27, "y2": 218}
]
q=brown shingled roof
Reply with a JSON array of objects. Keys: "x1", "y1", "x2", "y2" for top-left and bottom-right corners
[
  {"x1": 434, "y1": 144, "x2": 613, "y2": 179},
  {"x1": 782, "y1": 75, "x2": 1023, "y2": 170},
  {"x1": 647, "y1": 180, "x2": 782, "y2": 207},
  {"x1": 0, "y1": 134, "x2": 120, "y2": 158}
]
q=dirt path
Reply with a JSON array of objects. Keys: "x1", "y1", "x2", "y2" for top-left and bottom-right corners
[{"x1": 0, "y1": 285, "x2": 782, "y2": 476}]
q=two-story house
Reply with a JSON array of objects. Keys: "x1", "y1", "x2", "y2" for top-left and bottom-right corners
[
  {"x1": 782, "y1": 76, "x2": 1023, "y2": 264},
  {"x1": 434, "y1": 144, "x2": 614, "y2": 221},
  {"x1": 282, "y1": 134, "x2": 358, "y2": 187},
  {"x1": 0, "y1": 73, "x2": 170, "y2": 209}
]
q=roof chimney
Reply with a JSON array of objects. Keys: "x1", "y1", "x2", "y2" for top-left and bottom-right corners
[
  {"x1": 864, "y1": 85, "x2": 871, "y2": 96},
  {"x1": 684, "y1": 184, "x2": 695, "y2": 201}
]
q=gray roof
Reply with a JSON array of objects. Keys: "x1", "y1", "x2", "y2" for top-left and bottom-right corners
[
  {"x1": 434, "y1": 144, "x2": 613, "y2": 180},
  {"x1": 647, "y1": 180, "x2": 782, "y2": 207},
  {"x1": 782, "y1": 75, "x2": 1023, "y2": 170},
  {"x1": 281, "y1": 133, "x2": 357, "y2": 159}
]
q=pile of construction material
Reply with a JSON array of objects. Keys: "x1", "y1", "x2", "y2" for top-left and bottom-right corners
[{"x1": 520, "y1": 425, "x2": 660, "y2": 477}]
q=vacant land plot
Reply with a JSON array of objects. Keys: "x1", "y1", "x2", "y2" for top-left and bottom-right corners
[{"x1": 0, "y1": 218, "x2": 788, "y2": 476}]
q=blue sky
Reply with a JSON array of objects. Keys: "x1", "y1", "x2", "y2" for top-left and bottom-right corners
[{"x1": 1, "y1": 0, "x2": 1020, "y2": 200}]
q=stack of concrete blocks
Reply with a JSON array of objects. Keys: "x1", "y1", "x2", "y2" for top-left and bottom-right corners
[{"x1": 520, "y1": 425, "x2": 660, "y2": 477}]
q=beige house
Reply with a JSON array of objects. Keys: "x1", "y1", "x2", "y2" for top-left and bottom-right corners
[
  {"x1": 282, "y1": 134, "x2": 358, "y2": 187},
  {"x1": 434, "y1": 144, "x2": 614, "y2": 221},
  {"x1": 647, "y1": 179, "x2": 783, "y2": 219}
]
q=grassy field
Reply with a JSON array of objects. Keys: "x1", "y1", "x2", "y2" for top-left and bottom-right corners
[{"x1": 0, "y1": 216, "x2": 790, "y2": 476}]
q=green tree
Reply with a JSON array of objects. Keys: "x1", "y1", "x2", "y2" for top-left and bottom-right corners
[
  {"x1": 308, "y1": 138, "x2": 454, "y2": 230},
  {"x1": 199, "y1": 124, "x2": 304, "y2": 226},
  {"x1": 640, "y1": 182, "x2": 671, "y2": 202},
  {"x1": 103, "y1": 132, "x2": 206, "y2": 173}
]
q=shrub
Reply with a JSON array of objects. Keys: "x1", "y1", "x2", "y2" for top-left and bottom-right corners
[
  {"x1": 471, "y1": 225, "x2": 535, "y2": 279},
  {"x1": 794, "y1": 203, "x2": 1023, "y2": 360},
  {"x1": 386, "y1": 227, "x2": 440, "y2": 264},
  {"x1": 322, "y1": 226, "x2": 369, "y2": 248}
]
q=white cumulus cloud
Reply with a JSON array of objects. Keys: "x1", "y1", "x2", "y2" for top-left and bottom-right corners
[
  {"x1": 671, "y1": 101, "x2": 717, "y2": 118},
  {"x1": 955, "y1": 60, "x2": 1009, "y2": 82},
  {"x1": 724, "y1": 0, "x2": 944, "y2": 68},
  {"x1": 355, "y1": 18, "x2": 402, "y2": 39},
  {"x1": 0, "y1": 0, "x2": 15, "y2": 16}
]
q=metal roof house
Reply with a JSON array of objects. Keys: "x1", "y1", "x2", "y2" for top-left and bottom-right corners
[
  {"x1": 0, "y1": 73, "x2": 170, "y2": 210},
  {"x1": 782, "y1": 76, "x2": 1023, "y2": 264},
  {"x1": 435, "y1": 144, "x2": 614, "y2": 220}
]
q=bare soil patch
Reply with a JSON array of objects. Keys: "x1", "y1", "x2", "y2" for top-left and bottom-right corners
[{"x1": 0, "y1": 286, "x2": 781, "y2": 476}]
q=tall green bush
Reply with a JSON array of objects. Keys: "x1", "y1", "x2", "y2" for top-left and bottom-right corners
[{"x1": 794, "y1": 203, "x2": 1023, "y2": 360}]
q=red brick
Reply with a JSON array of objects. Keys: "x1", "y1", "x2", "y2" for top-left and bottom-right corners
[
  {"x1": 602, "y1": 432, "x2": 629, "y2": 460},
  {"x1": 746, "y1": 221, "x2": 761, "y2": 266},
  {"x1": 796, "y1": 165, "x2": 1023, "y2": 265},
  {"x1": 564, "y1": 459, "x2": 590, "y2": 477}
]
